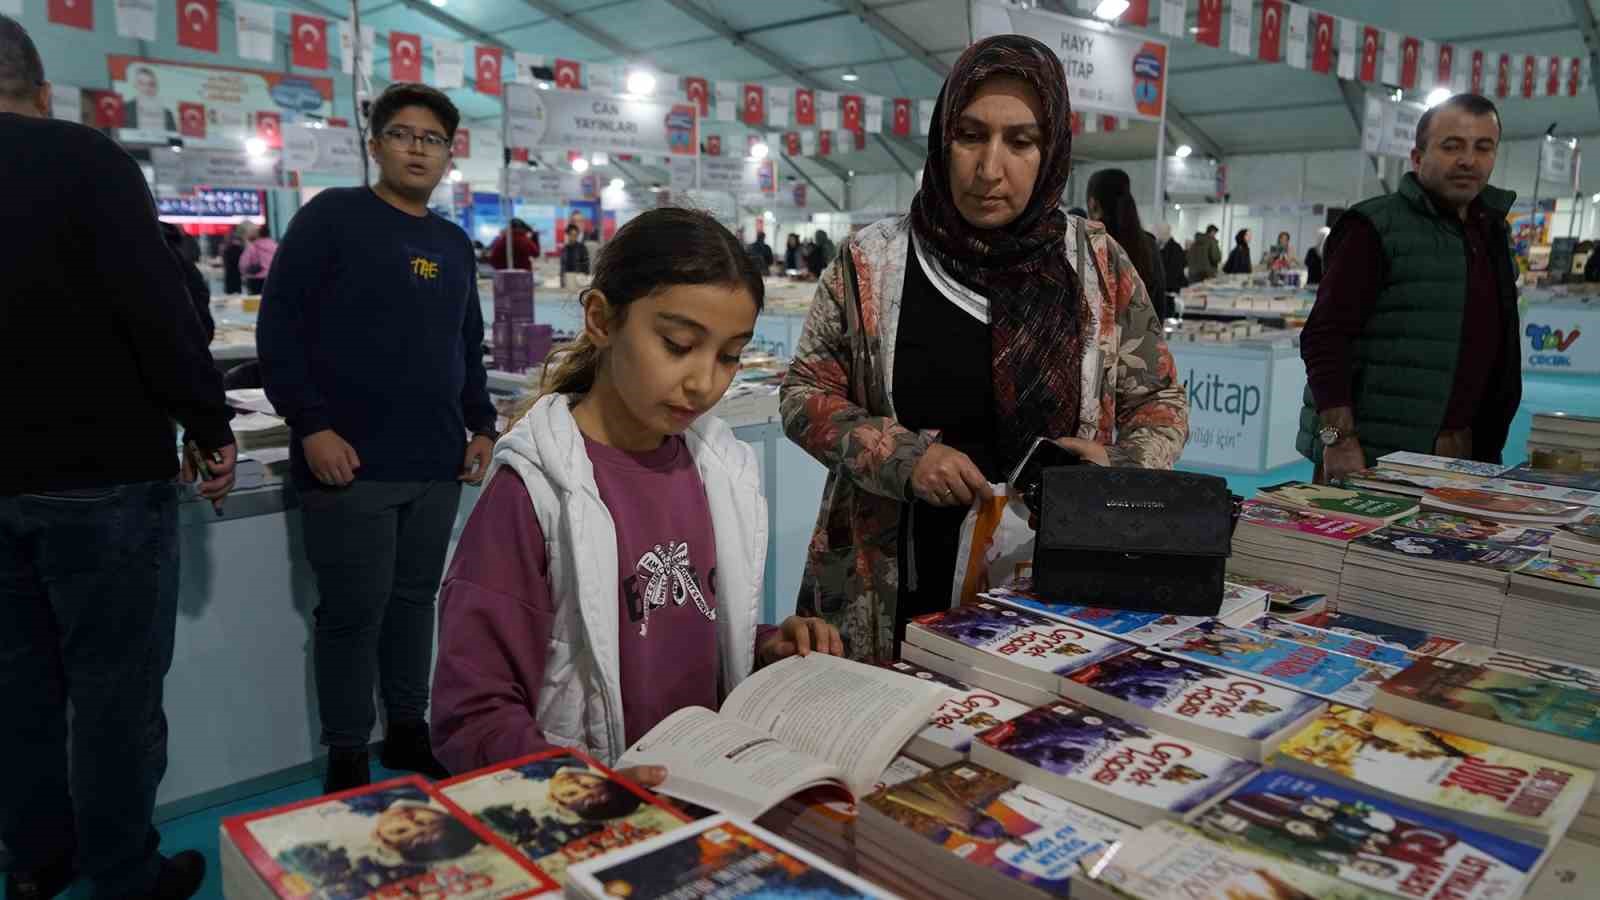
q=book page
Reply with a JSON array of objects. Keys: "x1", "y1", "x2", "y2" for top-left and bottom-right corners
[
  {"x1": 718, "y1": 653, "x2": 949, "y2": 797},
  {"x1": 616, "y1": 707, "x2": 845, "y2": 820}
]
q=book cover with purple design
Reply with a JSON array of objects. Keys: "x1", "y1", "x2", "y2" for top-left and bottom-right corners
[
  {"x1": 1242, "y1": 616, "x2": 1419, "y2": 669},
  {"x1": 975, "y1": 703, "x2": 1256, "y2": 817},
  {"x1": 1154, "y1": 621, "x2": 1398, "y2": 708},
  {"x1": 908, "y1": 603, "x2": 1130, "y2": 680},
  {"x1": 981, "y1": 588, "x2": 1204, "y2": 647},
  {"x1": 876, "y1": 660, "x2": 1031, "y2": 758},
  {"x1": 1351, "y1": 528, "x2": 1541, "y2": 572}
]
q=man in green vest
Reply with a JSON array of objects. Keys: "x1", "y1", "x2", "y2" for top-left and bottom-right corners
[{"x1": 1297, "y1": 93, "x2": 1520, "y2": 482}]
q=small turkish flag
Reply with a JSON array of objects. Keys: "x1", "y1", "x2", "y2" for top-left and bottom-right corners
[
  {"x1": 178, "y1": 102, "x2": 206, "y2": 138},
  {"x1": 475, "y1": 46, "x2": 502, "y2": 96},
  {"x1": 794, "y1": 88, "x2": 815, "y2": 126},
  {"x1": 1359, "y1": 27, "x2": 1379, "y2": 83},
  {"x1": 1437, "y1": 44, "x2": 1454, "y2": 87},
  {"x1": 818, "y1": 130, "x2": 832, "y2": 157},
  {"x1": 88, "y1": 91, "x2": 124, "y2": 129},
  {"x1": 554, "y1": 59, "x2": 582, "y2": 89},
  {"x1": 1311, "y1": 15, "x2": 1334, "y2": 74},
  {"x1": 256, "y1": 111, "x2": 281, "y2": 149},
  {"x1": 784, "y1": 132, "x2": 801, "y2": 156},
  {"x1": 741, "y1": 84, "x2": 764, "y2": 126},
  {"x1": 177, "y1": 0, "x2": 219, "y2": 53},
  {"x1": 705, "y1": 135, "x2": 721, "y2": 156},
  {"x1": 48, "y1": 0, "x2": 93, "y2": 30},
  {"x1": 684, "y1": 77, "x2": 708, "y2": 117},
  {"x1": 852, "y1": 128, "x2": 866, "y2": 151},
  {"x1": 1547, "y1": 56, "x2": 1562, "y2": 96},
  {"x1": 1258, "y1": 0, "x2": 1284, "y2": 63},
  {"x1": 390, "y1": 32, "x2": 423, "y2": 82},
  {"x1": 841, "y1": 94, "x2": 862, "y2": 132},
  {"x1": 452, "y1": 129, "x2": 470, "y2": 158},
  {"x1": 892, "y1": 98, "x2": 911, "y2": 137},
  {"x1": 1521, "y1": 56, "x2": 1536, "y2": 98},
  {"x1": 291, "y1": 15, "x2": 328, "y2": 70},
  {"x1": 1070, "y1": 112, "x2": 1083, "y2": 135},
  {"x1": 1100, "y1": 115, "x2": 1118, "y2": 132},
  {"x1": 1195, "y1": 0, "x2": 1222, "y2": 47},
  {"x1": 1470, "y1": 50, "x2": 1486, "y2": 94},
  {"x1": 1120, "y1": 0, "x2": 1149, "y2": 26},
  {"x1": 329, "y1": 117, "x2": 349, "y2": 127},
  {"x1": 1497, "y1": 54, "x2": 1511, "y2": 98},
  {"x1": 1400, "y1": 37, "x2": 1420, "y2": 89},
  {"x1": 1572, "y1": 58, "x2": 1584, "y2": 97}
]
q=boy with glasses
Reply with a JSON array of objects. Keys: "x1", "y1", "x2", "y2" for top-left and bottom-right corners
[{"x1": 258, "y1": 83, "x2": 496, "y2": 794}]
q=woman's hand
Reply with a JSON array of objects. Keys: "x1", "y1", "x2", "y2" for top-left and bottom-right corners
[
  {"x1": 759, "y1": 616, "x2": 845, "y2": 665},
  {"x1": 911, "y1": 445, "x2": 995, "y2": 507},
  {"x1": 1053, "y1": 437, "x2": 1110, "y2": 467},
  {"x1": 616, "y1": 765, "x2": 668, "y2": 788}
]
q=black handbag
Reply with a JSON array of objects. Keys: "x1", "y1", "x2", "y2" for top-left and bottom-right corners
[{"x1": 1033, "y1": 466, "x2": 1238, "y2": 616}]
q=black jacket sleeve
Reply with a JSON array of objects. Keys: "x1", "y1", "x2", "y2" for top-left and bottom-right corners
[
  {"x1": 184, "y1": 260, "x2": 214, "y2": 343},
  {"x1": 257, "y1": 198, "x2": 334, "y2": 436},
  {"x1": 88, "y1": 139, "x2": 232, "y2": 451}
]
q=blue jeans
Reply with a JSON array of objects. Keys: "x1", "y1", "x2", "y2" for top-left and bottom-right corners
[{"x1": 0, "y1": 481, "x2": 179, "y2": 898}]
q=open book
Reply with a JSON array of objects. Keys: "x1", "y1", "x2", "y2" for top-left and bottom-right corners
[{"x1": 616, "y1": 653, "x2": 947, "y2": 820}]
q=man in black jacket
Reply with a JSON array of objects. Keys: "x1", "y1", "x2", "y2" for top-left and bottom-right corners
[{"x1": 0, "y1": 17, "x2": 234, "y2": 900}]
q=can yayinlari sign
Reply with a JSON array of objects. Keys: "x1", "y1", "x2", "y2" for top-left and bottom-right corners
[
  {"x1": 504, "y1": 84, "x2": 699, "y2": 159},
  {"x1": 970, "y1": 0, "x2": 1167, "y2": 120}
]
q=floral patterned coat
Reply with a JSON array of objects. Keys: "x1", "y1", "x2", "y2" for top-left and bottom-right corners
[{"x1": 779, "y1": 215, "x2": 1190, "y2": 661}]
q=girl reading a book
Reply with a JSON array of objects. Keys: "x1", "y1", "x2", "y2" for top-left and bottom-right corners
[{"x1": 429, "y1": 208, "x2": 845, "y2": 779}]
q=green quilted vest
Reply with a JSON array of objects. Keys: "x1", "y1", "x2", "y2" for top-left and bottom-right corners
[{"x1": 1296, "y1": 173, "x2": 1517, "y2": 465}]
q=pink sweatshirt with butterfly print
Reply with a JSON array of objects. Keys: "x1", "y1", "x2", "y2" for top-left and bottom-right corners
[{"x1": 430, "y1": 435, "x2": 777, "y2": 775}]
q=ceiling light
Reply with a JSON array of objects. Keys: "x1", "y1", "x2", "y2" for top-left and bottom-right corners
[
  {"x1": 244, "y1": 136, "x2": 267, "y2": 158},
  {"x1": 847, "y1": 169, "x2": 855, "y2": 178},
  {"x1": 841, "y1": 68, "x2": 860, "y2": 83},
  {"x1": 763, "y1": 210, "x2": 774, "y2": 219},
  {"x1": 537, "y1": 81, "x2": 551, "y2": 90},
  {"x1": 571, "y1": 157, "x2": 590, "y2": 173},
  {"x1": 449, "y1": 169, "x2": 463, "y2": 182},
  {"x1": 1391, "y1": 88, "x2": 1404, "y2": 102},
  {"x1": 608, "y1": 177, "x2": 625, "y2": 191},
  {"x1": 750, "y1": 141, "x2": 769, "y2": 160},
  {"x1": 591, "y1": 152, "x2": 609, "y2": 166},
  {"x1": 1425, "y1": 87, "x2": 1451, "y2": 108},
  {"x1": 626, "y1": 70, "x2": 656, "y2": 96},
  {"x1": 1174, "y1": 143, "x2": 1192, "y2": 159},
  {"x1": 1174, "y1": 203, "x2": 1182, "y2": 210},
  {"x1": 1593, "y1": 192, "x2": 1600, "y2": 204},
  {"x1": 1092, "y1": 0, "x2": 1130, "y2": 20},
  {"x1": 429, "y1": 0, "x2": 445, "y2": 6}
]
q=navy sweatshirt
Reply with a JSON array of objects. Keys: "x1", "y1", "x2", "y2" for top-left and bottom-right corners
[{"x1": 258, "y1": 187, "x2": 495, "y2": 485}]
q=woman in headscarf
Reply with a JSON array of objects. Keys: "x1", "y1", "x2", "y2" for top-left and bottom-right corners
[{"x1": 780, "y1": 35, "x2": 1189, "y2": 660}]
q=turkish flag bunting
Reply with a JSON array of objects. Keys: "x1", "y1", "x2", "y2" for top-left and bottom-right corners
[
  {"x1": 329, "y1": 117, "x2": 349, "y2": 127},
  {"x1": 87, "y1": 91, "x2": 123, "y2": 128},
  {"x1": 1547, "y1": 56, "x2": 1562, "y2": 96},
  {"x1": 1400, "y1": 37, "x2": 1420, "y2": 89},
  {"x1": 784, "y1": 132, "x2": 801, "y2": 156},
  {"x1": 452, "y1": 129, "x2": 470, "y2": 158},
  {"x1": 1471, "y1": 50, "x2": 1486, "y2": 94},
  {"x1": 257, "y1": 111, "x2": 281, "y2": 149},
  {"x1": 1070, "y1": 112, "x2": 1083, "y2": 135},
  {"x1": 1101, "y1": 115, "x2": 1118, "y2": 132},
  {"x1": 1494, "y1": 54, "x2": 1510, "y2": 97},
  {"x1": 1572, "y1": 58, "x2": 1584, "y2": 96},
  {"x1": 390, "y1": 32, "x2": 423, "y2": 82},
  {"x1": 1359, "y1": 27, "x2": 1379, "y2": 82},
  {"x1": 1310, "y1": 14, "x2": 1335, "y2": 73},
  {"x1": 291, "y1": 15, "x2": 329, "y2": 70},
  {"x1": 48, "y1": 0, "x2": 93, "y2": 30},
  {"x1": 554, "y1": 59, "x2": 582, "y2": 89},
  {"x1": 741, "y1": 84, "x2": 764, "y2": 126},
  {"x1": 1521, "y1": 55, "x2": 1536, "y2": 98},
  {"x1": 852, "y1": 128, "x2": 866, "y2": 151},
  {"x1": 818, "y1": 130, "x2": 832, "y2": 157},
  {"x1": 178, "y1": 102, "x2": 206, "y2": 138},
  {"x1": 475, "y1": 46, "x2": 502, "y2": 95},
  {"x1": 1120, "y1": 0, "x2": 1149, "y2": 27},
  {"x1": 705, "y1": 135, "x2": 722, "y2": 157},
  {"x1": 794, "y1": 88, "x2": 815, "y2": 126},
  {"x1": 1437, "y1": 44, "x2": 1454, "y2": 87},
  {"x1": 1258, "y1": 0, "x2": 1284, "y2": 63},
  {"x1": 892, "y1": 98, "x2": 911, "y2": 137},
  {"x1": 177, "y1": 0, "x2": 219, "y2": 52},
  {"x1": 684, "y1": 78, "x2": 709, "y2": 118},
  {"x1": 1195, "y1": 0, "x2": 1222, "y2": 48},
  {"x1": 841, "y1": 94, "x2": 862, "y2": 131}
]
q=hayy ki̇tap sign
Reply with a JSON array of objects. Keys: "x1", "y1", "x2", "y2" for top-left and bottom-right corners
[{"x1": 969, "y1": 0, "x2": 1168, "y2": 121}]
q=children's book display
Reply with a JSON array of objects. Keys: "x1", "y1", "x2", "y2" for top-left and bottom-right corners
[
  {"x1": 1226, "y1": 501, "x2": 1379, "y2": 606},
  {"x1": 1152, "y1": 620, "x2": 1399, "y2": 709},
  {"x1": 874, "y1": 659, "x2": 1031, "y2": 767},
  {"x1": 1255, "y1": 481, "x2": 1419, "y2": 525},
  {"x1": 1500, "y1": 558, "x2": 1600, "y2": 671},
  {"x1": 903, "y1": 603, "x2": 1133, "y2": 699}
]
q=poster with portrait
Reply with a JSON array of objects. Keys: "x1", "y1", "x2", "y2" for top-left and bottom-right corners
[{"x1": 107, "y1": 55, "x2": 335, "y2": 148}]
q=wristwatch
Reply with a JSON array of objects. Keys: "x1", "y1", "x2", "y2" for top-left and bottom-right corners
[{"x1": 1318, "y1": 425, "x2": 1352, "y2": 447}]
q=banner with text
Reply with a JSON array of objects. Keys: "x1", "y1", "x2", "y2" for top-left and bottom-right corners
[
  {"x1": 282, "y1": 124, "x2": 361, "y2": 176},
  {"x1": 109, "y1": 56, "x2": 334, "y2": 147},
  {"x1": 1360, "y1": 93, "x2": 1421, "y2": 159},
  {"x1": 504, "y1": 84, "x2": 699, "y2": 159},
  {"x1": 151, "y1": 146, "x2": 283, "y2": 193}
]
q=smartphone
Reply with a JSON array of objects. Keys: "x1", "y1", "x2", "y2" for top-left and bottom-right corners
[
  {"x1": 184, "y1": 441, "x2": 213, "y2": 480},
  {"x1": 1008, "y1": 436, "x2": 1082, "y2": 513}
]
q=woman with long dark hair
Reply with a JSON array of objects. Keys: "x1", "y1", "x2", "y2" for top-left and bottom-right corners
[
  {"x1": 1223, "y1": 229, "x2": 1252, "y2": 274},
  {"x1": 1086, "y1": 168, "x2": 1169, "y2": 319}
]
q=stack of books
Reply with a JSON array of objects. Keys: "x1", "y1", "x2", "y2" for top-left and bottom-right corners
[
  {"x1": 1554, "y1": 515, "x2": 1600, "y2": 563},
  {"x1": 1422, "y1": 486, "x2": 1589, "y2": 525},
  {"x1": 1529, "y1": 411, "x2": 1600, "y2": 470},
  {"x1": 1289, "y1": 610, "x2": 1463, "y2": 656},
  {"x1": 1229, "y1": 575, "x2": 1327, "y2": 619},
  {"x1": 1240, "y1": 615, "x2": 1420, "y2": 670},
  {"x1": 856, "y1": 761, "x2": 1128, "y2": 899},
  {"x1": 874, "y1": 659, "x2": 1031, "y2": 767},
  {"x1": 1442, "y1": 643, "x2": 1600, "y2": 693},
  {"x1": 980, "y1": 579, "x2": 1269, "y2": 644},
  {"x1": 1390, "y1": 510, "x2": 1554, "y2": 551},
  {"x1": 1255, "y1": 480, "x2": 1419, "y2": 526},
  {"x1": 565, "y1": 814, "x2": 893, "y2": 900},
  {"x1": 1337, "y1": 528, "x2": 1541, "y2": 645},
  {"x1": 1227, "y1": 501, "x2": 1380, "y2": 607},
  {"x1": 1151, "y1": 620, "x2": 1399, "y2": 709},
  {"x1": 755, "y1": 755, "x2": 929, "y2": 871},
  {"x1": 228, "y1": 411, "x2": 290, "y2": 453},
  {"x1": 1500, "y1": 558, "x2": 1600, "y2": 669}
]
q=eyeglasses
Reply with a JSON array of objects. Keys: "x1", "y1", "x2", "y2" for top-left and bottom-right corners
[{"x1": 380, "y1": 126, "x2": 451, "y2": 154}]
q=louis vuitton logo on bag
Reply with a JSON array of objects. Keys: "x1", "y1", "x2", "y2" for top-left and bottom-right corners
[{"x1": 1105, "y1": 499, "x2": 1166, "y2": 510}]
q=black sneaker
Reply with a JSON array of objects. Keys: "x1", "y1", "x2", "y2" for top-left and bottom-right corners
[
  {"x1": 379, "y1": 719, "x2": 450, "y2": 780},
  {"x1": 4, "y1": 853, "x2": 75, "y2": 900},
  {"x1": 145, "y1": 850, "x2": 205, "y2": 900},
  {"x1": 322, "y1": 747, "x2": 371, "y2": 795}
]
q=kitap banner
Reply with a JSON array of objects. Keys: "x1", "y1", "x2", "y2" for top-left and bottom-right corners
[
  {"x1": 971, "y1": 0, "x2": 1167, "y2": 121},
  {"x1": 108, "y1": 56, "x2": 334, "y2": 146},
  {"x1": 504, "y1": 84, "x2": 699, "y2": 160}
]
